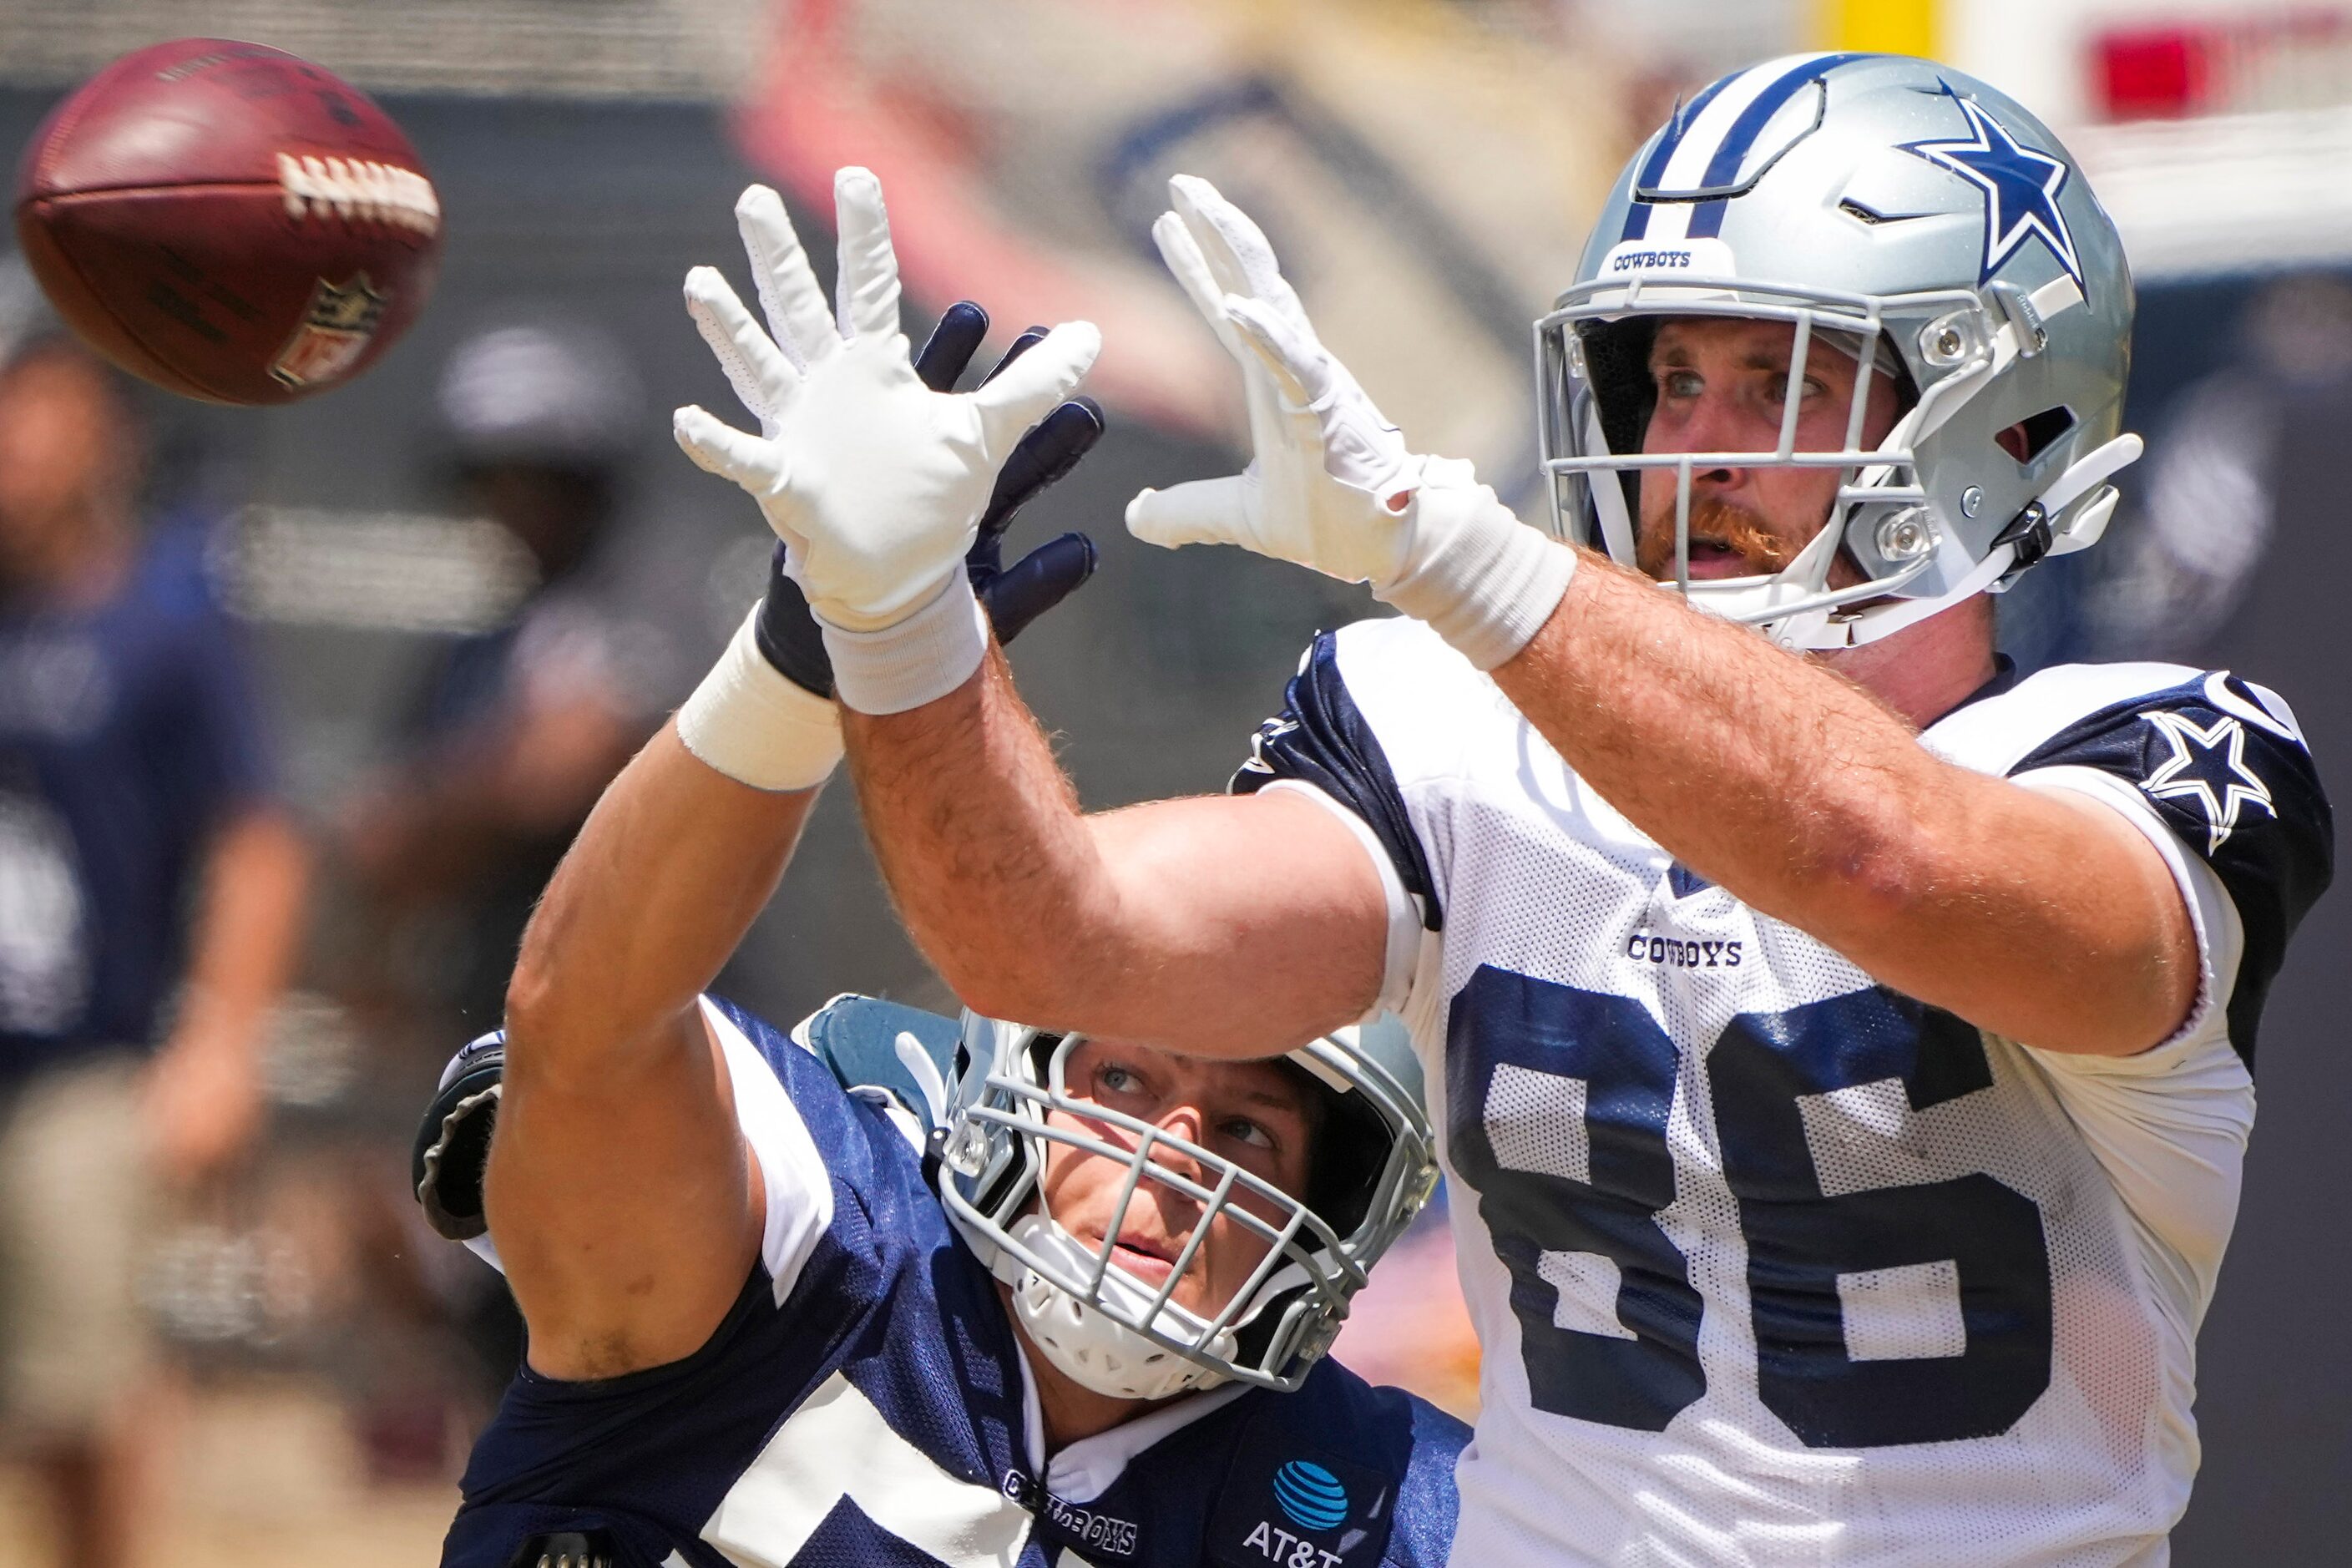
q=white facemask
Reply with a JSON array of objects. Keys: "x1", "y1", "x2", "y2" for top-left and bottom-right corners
[{"x1": 1006, "y1": 1213, "x2": 1240, "y2": 1402}]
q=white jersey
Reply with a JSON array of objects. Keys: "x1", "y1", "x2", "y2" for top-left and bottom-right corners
[{"x1": 1233, "y1": 618, "x2": 2331, "y2": 1568}]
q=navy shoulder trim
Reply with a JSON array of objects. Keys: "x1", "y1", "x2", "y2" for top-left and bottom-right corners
[
  {"x1": 2012, "y1": 672, "x2": 2333, "y2": 1060},
  {"x1": 1231, "y1": 633, "x2": 1441, "y2": 931}
]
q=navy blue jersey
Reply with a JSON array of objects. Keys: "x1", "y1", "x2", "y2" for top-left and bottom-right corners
[
  {"x1": 443, "y1": 996, "x2": 1467, "y2": 1568},
  {"x1": 0, "y1": 513, "x2": 274, "y2": 1075}
]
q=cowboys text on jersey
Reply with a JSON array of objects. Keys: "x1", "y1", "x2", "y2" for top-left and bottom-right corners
[{"x1": 1235, "y1": 621, "x2": 2328, "y2": 1567}]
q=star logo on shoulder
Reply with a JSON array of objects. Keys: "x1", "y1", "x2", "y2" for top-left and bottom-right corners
[
  {"x1": 2141, "y1": 711, "x2": 2274, "y2": 853},
  {"x1": 1901, "y1": 89, "x2": 2083, "y2": 289}
]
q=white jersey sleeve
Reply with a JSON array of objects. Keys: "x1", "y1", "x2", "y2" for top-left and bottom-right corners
[
  {"x1": 1229, "y1": 617, "x2": 1492, "y2": 1024},
  {"x1": 700, "y1": 995, "x2": 837, "y2": 1299},
  {"x1": 1922, "y1": 662, "x2": 2331, "y2": 1327}
]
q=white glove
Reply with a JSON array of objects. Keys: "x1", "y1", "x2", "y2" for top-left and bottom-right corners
[
  {"x1": 1125, "y1": 175, "x2": 1575, "y2": 670},
  {"x1": 673, "y1": 170, "x2": 1100, "y2": 644}
]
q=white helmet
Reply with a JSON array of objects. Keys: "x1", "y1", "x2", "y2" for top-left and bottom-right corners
[
  {"x1": 936, "y1": 1014, "x2": 1437, "y2": 1400},
  {"x1": 1539, "y1": 53, "x2": 2142, "y2": 649}
]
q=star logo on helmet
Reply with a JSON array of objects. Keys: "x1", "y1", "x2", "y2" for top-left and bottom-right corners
[
  {"x1": 2140, "y1": 711, "x2": 2274, "y2": 853},
  {"x1": 1900, "y1": 89, "x2": 2083, "y2": 291}
]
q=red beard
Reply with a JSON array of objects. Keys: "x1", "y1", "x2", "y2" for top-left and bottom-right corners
[{"x1": 1635, "y1": 494, "x2": 1799, "y2": 579}]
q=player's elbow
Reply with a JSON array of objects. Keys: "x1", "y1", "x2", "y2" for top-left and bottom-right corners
[
  {"x1": 501, "y1": 925, "x2": 618, "y2": 1083},
  {"x1": 1799, "y1": 802, "x2": 1939, "y2": 929},
  {"x1": 502, "y1": 948, "x2": 564, "y2": 1065}
]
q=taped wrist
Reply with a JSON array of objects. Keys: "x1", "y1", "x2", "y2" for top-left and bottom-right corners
[
  {"x1": 676, "y1": 606, "x2": 845, "y2": 791},
  {"x1": 1375, "y1": 463, "x2": 1577, "y2": 670},
  {"x1": 820, "y1": 573, "x2": 990, "y2": 716}
]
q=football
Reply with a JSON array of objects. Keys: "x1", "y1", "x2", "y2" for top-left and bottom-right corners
[{"x1": 13, "y1": 38, "x2": 442, "y2": 405}]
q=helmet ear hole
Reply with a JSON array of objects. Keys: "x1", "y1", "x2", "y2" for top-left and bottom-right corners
[{"x1": 1996, "y1": 405, "x2": 2076, "y2": 465}]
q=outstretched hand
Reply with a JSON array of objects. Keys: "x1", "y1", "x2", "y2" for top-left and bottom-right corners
[
  {"x1": 674, "y1": 171, "x2": 1100, "y2": 634},
  {"x1": 756, "y1": 303, "x2": 1106, "y2": 696},
  {"x1": 1124, "y1": 175, "x2": 1426, "y2": 587}
]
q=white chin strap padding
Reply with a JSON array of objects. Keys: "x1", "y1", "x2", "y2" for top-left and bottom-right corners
[{"x1": 1007, "y1": 1214, "x2": 1236, "y2": 1402}]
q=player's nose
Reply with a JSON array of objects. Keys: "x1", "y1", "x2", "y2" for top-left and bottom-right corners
[
  {"x1": 1144, "y1": 1105, "x2": 1212, "y2": 1184},
  {"x1": 1676, "y1": 392, "x2": 1756, "y2": 491}
]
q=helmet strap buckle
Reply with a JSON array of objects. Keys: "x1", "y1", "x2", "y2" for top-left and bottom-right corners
[{"x1": 1990, "y1": 500, "x2": 2051, "y2": 580}]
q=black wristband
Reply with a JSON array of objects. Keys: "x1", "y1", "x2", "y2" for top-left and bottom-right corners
[{"x1": 752, "y1": 542, "x2": 838, "y2": 699}]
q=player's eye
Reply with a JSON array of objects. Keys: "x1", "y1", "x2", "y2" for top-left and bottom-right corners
[
  {"x1": 1093, "y1": 1062, "x2": 1146, "y2": 1100},
  {"x1": 1658, "y1": 368, "x2": 1703, "y2": 399},
  {"x1": 1218, "y1": 1115, "x2": 1277, "y2": 1151},
  {"x1": 1761, "y1": 372, "x2": 1827, "y2": 406}
]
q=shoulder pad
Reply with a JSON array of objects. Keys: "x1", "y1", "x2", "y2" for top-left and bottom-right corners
[
  {"x1": 412, "y1": 1031, "x2": 506, "y2": 1242},
  {"x1": 798, "y1": 994, "x2": 962, "y2": 1132}
]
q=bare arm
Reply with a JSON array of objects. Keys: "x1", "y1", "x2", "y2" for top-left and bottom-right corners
[
  {"x1": 1491, "y1": 552, "x2": 2197, "y2": 1056},
  {"x1": 488, "y1": 723, "x2": 817, "y2": 1378},
  {"x1": 146, "y1": 809, "x2": 310, "y2": 1183},
  {"x1": 842, "y1": 649, "x2": 1390, "y2": 1057},
  {"x1": 848, "y1": 557, "x2": 2188, "y2": 1066}
]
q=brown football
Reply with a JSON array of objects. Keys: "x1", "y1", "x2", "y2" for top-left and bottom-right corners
[{"x1": 13, "y1": 38, "x2": 442, "y2": 405}]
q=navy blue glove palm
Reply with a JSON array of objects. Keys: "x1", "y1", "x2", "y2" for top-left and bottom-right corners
[{"x1": 754, "y1": 301, "x2": 1105, "y2": 697}]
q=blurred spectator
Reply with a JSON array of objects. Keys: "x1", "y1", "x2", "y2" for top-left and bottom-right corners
[
  {"x1": 340, "y1": 317, "x2": 685, "y2": 1040},
  {"x1": 0, "y1": 266, "x2": 309, "y2": 1567},
  {"x1": 2092, "y1": 275, "x2": 2352, "y2": 657}
]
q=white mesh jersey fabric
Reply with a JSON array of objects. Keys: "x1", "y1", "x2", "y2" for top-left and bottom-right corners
[{"x1": 1319, "y1": 619, "x2": 2256, "y2": 1568}]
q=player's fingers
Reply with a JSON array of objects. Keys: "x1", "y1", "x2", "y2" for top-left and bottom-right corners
[
  {"x1": 1169, "y1": 174, "x2": 1313, "y2": 326},
  {"x1": 914, "y1": 301, "x2": 990, "y2": 392},
  {"x1": 979, "y1": 326, "x2": 1048, "y2": 387},
  {"x1": 684, "y1": 266, "x2": 799, "y2": 423},
  {"x1": 674, "y1": 405, "x2": 790, "y2": 494},
  {"x1": 1151, "y1": 210, "x2": 1236, "y2": 344},
  {"x1": 1125, "y1": 474, "x2": 1251, "y2": 550},
  {"x1": 979, "y1": 396, "x2": 1105, "y2": 544},
  {"x1": 832, "y1": 167, "x2": 903, "y2": 342},
  {"x1": 981, "y1": 532, "x2": 1098, "y2": 645},
  {"x1": 1225, "y1": 296, "x2": 1328, "y2": 407},
  {"x1": 736, "y1": 185, "x2": 834, "y2": 370},
  {"x1": 971, "y1": 321, "x2": 1101, "y2": 456}
]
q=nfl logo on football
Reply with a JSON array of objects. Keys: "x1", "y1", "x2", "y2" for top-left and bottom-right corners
[{"x1": 270, "y1": 273, "x2": 387, "y2": 389}]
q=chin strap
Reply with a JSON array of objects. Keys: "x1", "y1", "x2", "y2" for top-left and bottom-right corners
[{"x1": 1784, "y1": 432, "x2": 2144, "y2": 650}]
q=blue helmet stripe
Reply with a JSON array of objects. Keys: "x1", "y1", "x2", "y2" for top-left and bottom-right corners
[
  {"x1": 1687, "y1": 52, "x2": 1872, "y2": 239},
  {"x1": 1618, "y1": 71, "x2": 1737, "y2": 242}
]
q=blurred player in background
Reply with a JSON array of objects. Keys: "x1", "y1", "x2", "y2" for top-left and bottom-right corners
[
  {"x1": 681, "y1": 59, "x2": 2334, "y2": 1568},
  {"x1": 417, "y1": 260, "x2": 1466, "y2": 1566},
  {"x1": 341, "y1": 317, "x2": 688, "y2": 1041},
  {"x1": 331, "y1": 317, "x2": 694, "y2": 1444},
  {"x1": 0, "y1": 263, "x2": 308, "y2": 1568}
]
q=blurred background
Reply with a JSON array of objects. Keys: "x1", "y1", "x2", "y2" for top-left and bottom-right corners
[{"x1": 0, "y1": 0, "x2": 2343, "y2": 1562}]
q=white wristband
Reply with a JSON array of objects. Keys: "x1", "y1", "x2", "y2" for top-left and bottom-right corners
[
  {"x1": 675, "y1": 607, "x2": 844, "y2": 791},
  {"x1": 1375, "y1": 463, "x2": 1577, "y2": 670},
  {"x1": 820, "y1": 574, "x2": 990, "y2": 716}
]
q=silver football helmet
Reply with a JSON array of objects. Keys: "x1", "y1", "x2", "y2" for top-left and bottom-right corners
[
  {"x1": 1538, "y1": 53, "x2": 2142, "y2": 649},
  {"x1": 936, "y1": 1014, "x2": 1437, "y2": 1399}
]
